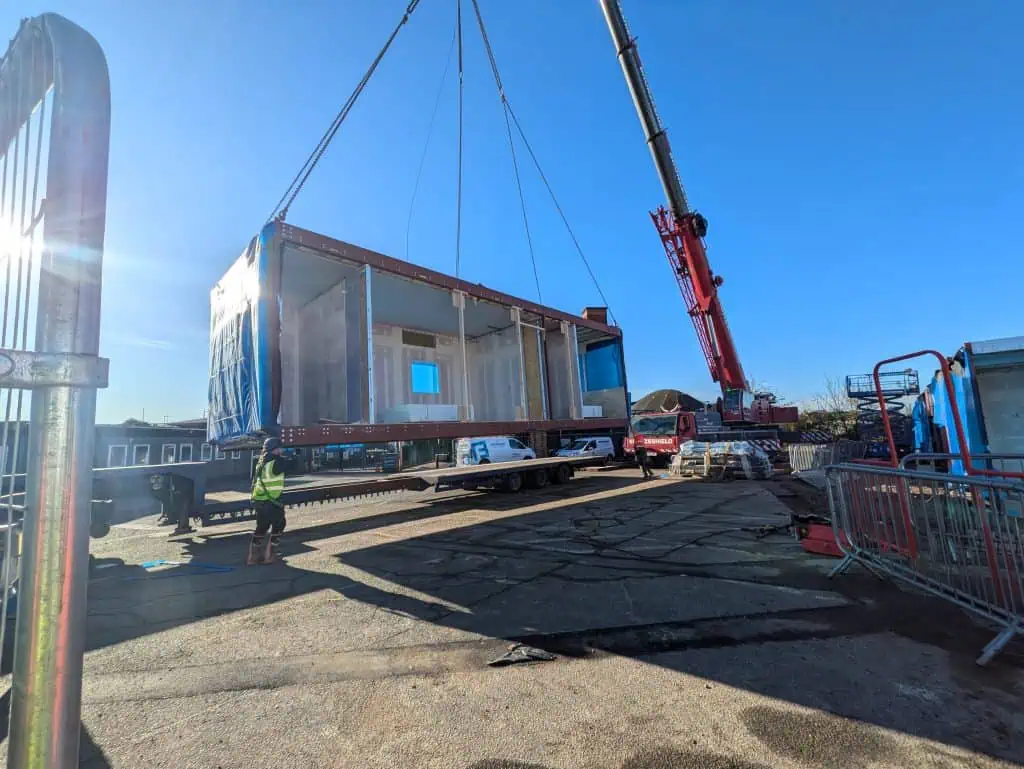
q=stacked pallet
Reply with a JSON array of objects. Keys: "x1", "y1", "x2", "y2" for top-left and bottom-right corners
[{"x1": 670, "y1": 441, "x2": 772, "y2": 481}]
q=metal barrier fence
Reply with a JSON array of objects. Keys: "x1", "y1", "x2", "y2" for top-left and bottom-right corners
[
  {"x1": 868, "y1": 349, "x2": 1024, "y2": 482},
  {"x1": 0, "y1": 14, "x2": 110, "y2": 769},
  {"x1": 788, "y1": 440, "x2": 866, "y2": 472},
  {"x1": 901, "y1": 452, "x2": 1024, "y2": 479},
  {"x1": 826, "y1": 463, "x2": 1024, "y2": 665},
  {"x1": 0, "y1": 519, "x2": 20, "y2": 628}
]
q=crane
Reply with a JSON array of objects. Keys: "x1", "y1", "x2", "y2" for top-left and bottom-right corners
[{"x1": 599, "y1": 0, "x2": 792, "y2": 426}]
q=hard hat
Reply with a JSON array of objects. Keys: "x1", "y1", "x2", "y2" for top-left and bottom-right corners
[{"x1": 263, "y1": 437, "x2": 282, "y2": 453}]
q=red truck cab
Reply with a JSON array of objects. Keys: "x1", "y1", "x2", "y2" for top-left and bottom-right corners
[
  {"x1": 623, "y1": 411, "x2": 699, "y2": 466},
  {"x1": 624, "y1": 396, "x2": 799, "y2": 466}
]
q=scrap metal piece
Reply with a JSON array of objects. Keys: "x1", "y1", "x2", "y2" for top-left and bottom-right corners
[{"x1": 487, "y1": 643, "x2": 557, "y2": 667}]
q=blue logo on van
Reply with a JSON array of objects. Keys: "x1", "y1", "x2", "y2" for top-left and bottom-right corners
[{"x1": 470, "y1": 440, "x2": 490, "y2": 462}]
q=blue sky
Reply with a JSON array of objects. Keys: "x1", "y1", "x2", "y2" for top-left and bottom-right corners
[{"x1": 6, "y1": 0, "x2": 1022, "y2": 424}]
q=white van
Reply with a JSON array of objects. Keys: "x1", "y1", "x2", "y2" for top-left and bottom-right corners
[
  {"x1": 553, "y1": 436, "x2": 615, "y2": 461},
  {"x1": 456, "y1": 436, "x2": 536, "y2": 466}
]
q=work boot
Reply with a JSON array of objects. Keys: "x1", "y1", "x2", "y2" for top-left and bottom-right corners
[
  {"x1": 246, "y1": 536, "x2": 265, "y2": 566},
  {"x1": 262, "y1": 534, "x2": 281, "y2": 564}
]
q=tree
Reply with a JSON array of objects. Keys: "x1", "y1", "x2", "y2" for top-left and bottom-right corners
[
  {"x1": 813, "y1": 376, "x2": 856, "y2": 414},
  {"x1": 799, "y1": 376, "x2": 859, "y2": 439}
]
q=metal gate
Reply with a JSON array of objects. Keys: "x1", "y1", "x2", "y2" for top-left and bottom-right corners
[
  {"x1": 828, "y1": 349, "x2": 1024, "y2": 666},
  {"x1": 0, "y1": 14, "x2": 110, "y2": 768},
  {"x1": 787, "y1": 440, "x2": 867, "y2": 472},
  {"x1": 826, "y1": 462, "x2": 1024, "y2": 665}
]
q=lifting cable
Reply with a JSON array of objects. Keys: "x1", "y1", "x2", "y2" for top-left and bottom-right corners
[
  {"x1": 505, "y1": 103, "x2": 617, "y2": 326},
  {"x1": 455, "y1": 0, "x2": 465, "y2": 279},
  {"x1": 468, "y1": 0, "x2": 542, "y2": 303},
  {"x1": 405, "y1": 21, "x2": 459, "y2": 260},
  {"x1": 265, "y1": 0, "x2": 423, "y2": 225},
  {"x1": 466, "y1": 0, "x2": 616, "y2": 324},
  {"x1": 264, "y1": 0, "x2": 617, "y2": 325}
]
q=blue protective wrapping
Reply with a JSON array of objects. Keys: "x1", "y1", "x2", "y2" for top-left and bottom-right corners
[
  {"x1": 582, "y1": 339, "x2": 625, "y2": 391},
  {"x1": 912, "y1": 398, "x2": 932, "y2": 453},
  {"x1": 207, "y1": 223, "x2": 277, "y2": 445},
  {"x1": 915, "y1": 355, "x2": 989, "y2": 476}
]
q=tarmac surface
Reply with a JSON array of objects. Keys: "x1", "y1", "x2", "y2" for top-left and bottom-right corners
[{"x1": 2, "y1": 468, "x2": 1022, "y2": 768}]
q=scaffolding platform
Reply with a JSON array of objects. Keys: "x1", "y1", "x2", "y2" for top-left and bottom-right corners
[{"x1": 845, "y1": 371, "x2": 921, "y2": 400}]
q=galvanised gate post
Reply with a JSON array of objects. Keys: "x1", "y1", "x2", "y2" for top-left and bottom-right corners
[{"x1": 0, "y1": 14, "x2": 110, "y2": 768}]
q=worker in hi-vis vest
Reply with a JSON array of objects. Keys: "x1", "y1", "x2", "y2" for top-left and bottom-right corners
[{"x1": 248, "y1": 437, "x2": 287, "y2": 564}]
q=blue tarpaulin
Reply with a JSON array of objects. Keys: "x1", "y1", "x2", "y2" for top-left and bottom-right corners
[
  {"x1": 582, "y1": 339, "x2": 624, "y2": 391},
  {"x1": 912, "y1": 397, "x2": 932, "y2": 453},
  {"x1": 913, "y1": 352, "x2": 989, "y2": 476},
  {"x1": 207, "y1": 222, "x2": 277, "y2": 445}
]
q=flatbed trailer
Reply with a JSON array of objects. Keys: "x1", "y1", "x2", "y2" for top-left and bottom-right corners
[
  {"x1": 0, "y1": 456, "x2": 618, "y2": 546},
  {"x1": 199, "y1": 454, "x2": 606, "y2": 526}
]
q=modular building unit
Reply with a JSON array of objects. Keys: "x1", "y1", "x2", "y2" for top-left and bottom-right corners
[
  {"x1": 208, "y1": 221, "x2": 629, "y2": 448},
  {"x1": 912, "y1": 336, "x2": 1024, "y2": 472}
]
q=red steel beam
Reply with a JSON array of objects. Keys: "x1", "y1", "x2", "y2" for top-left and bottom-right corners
[
  {"x1": 281, "y1": 417, "x2": 628, "y2": 447},
  {"x1": 278, "y1": 223, "x2": 622, "y2": 338}
]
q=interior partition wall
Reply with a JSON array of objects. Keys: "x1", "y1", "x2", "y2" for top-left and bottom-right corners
[{"x1": 279, "y1": 242, "x2": 368, "y2": 426}]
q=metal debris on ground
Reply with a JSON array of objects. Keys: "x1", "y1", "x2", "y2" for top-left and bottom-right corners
[
  {"x1": 791, "y1": 468, "x2": 829, "y2": 490},
  {"x1": 487, "y1": 643, "x2": 557, "y2": 667},
  {"x1": 128, "y1": 560, "x2": 236, "y2": 580}
]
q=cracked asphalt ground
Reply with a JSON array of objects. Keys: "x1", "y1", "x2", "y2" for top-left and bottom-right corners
[{"x1": 2, "y1": 469, "x2": 1022, "y2": 768}]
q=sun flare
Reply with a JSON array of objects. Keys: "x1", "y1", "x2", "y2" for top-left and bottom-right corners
[{"x1": 0, "y1": 219, "x2": 32, "y2": 260}]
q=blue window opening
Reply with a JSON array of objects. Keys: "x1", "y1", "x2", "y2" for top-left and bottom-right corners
[{"x1": 411, "y1": 361, "x2": 440, "y2": 395}]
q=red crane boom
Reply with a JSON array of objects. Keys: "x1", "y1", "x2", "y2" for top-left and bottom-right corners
[
  {"x1": 650, "y1": 208, "x2": 747, "y2": 394},
  {"x1": 599, "y1": 0, "x2": 770, "y2": 422}
]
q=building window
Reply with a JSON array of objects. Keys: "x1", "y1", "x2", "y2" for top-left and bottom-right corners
[
  {"x1": 179, "y1": 444, "x2": 194, "y2": 462},
  {"x1": 107, "y1": 445, "x2": 128, "y2": 468},
  {"x1": 161, "y1": 444, "x2": 176, "y2": 464},
  {"x1": 215, "y1": 447, "x2": 226, "y2": 460},
  {"x1": 231, "y1": 450, "x2": 241, "y2": 459},
  {"x1": 411, "y1": 361, "x2": 440, "y2": 394},
  {"x1": 201, "y1": 443, "x2": 213, "y2": 462},
  {"x1": 402, "y1": 329, "x2": 436, "y2": 348},
  {"x1": 133, "y1": 444, "x2": 150, "y2": 466}
]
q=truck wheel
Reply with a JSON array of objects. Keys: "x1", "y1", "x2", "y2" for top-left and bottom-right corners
[
  {"x1": 527, "y1": 468, "x2": 549, "y2": 489},
  {"x1": 503, "y1": 472, "x2": 524, "y2": 493},
  {"x1": 552, "y1": 463, "x2": 572, "y2": 485}
]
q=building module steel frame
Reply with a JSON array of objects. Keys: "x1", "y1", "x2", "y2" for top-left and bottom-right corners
[{"x1": 208, "y1": 221, "x2": 630, "y2": 449}]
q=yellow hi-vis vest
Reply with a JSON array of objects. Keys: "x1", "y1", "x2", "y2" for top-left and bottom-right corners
[{"x1": 251, "y1": 457, "x2": 285, "y2": 502}]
